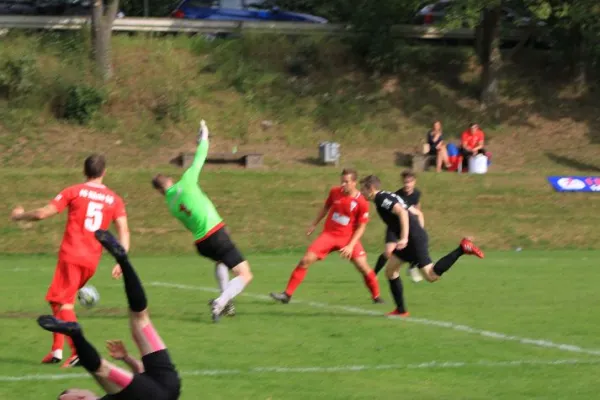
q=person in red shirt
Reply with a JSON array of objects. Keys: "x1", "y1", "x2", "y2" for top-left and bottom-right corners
[
  {"x1": 270, "y1": 168, "x2": 382, "y2": 304},
  {"x1": 11, "y1": 154, "x2": 130, "y2": 368},
  {"x1": 460, "y1": 123, "x2": 486, "y2": 170}
]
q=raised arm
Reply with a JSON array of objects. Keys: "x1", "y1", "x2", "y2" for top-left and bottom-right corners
[
  {"x1": 182, "y1": 120, "x2": 210, "y2": 182},
  {"x1": 11, "y1": 204, "x2": 58, "y2": 222}
]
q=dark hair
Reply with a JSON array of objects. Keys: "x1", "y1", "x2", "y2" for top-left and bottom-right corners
[
  {"x1": 360, "y1": 175, "x2": 381, "y2": 190},
  {"x1": 469, "y1": 122, "x2": 478, "y2": 128},
  {"x1": 58, "y1": 389, "x2": 69, "y2": 399},
  {"x1": 341, "y1": 168, "x2": 358, "y2": 181},
  {"x1": 401, "y1": 170, "x2": 416, "y2": 180},
  {"x1": 84, "y1": 154, "x2": 106, "y2": 179},
  {"x1": 151, "y1": 174, "x2": 170, "y2": 190}
]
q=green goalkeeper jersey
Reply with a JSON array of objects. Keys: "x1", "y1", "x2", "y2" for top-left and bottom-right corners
[{"x1": 164, "y1": 139, "x2": 223, "y2": 241}]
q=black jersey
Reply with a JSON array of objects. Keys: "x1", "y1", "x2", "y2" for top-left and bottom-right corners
[
  {"x1": 395, "y1": 188, "x2": 421, "y2": 208},
  {"x1": 374, "y1": 191, "x2": 423, "y2": 238}
]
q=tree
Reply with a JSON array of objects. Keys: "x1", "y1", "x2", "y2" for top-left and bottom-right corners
[{"x1": 91, "y1": 0, "x2": 120, "y2": 81}]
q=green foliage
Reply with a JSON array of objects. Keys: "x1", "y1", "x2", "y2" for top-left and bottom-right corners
[
  {"x1": 0, "y1": 55, "x2": 37, "y2": 100},
  {"x1": 152, "y1": 91, "x2": 189, "y2": 123},
  {"x1": 56, "y1": 84, "x2": 106, "y2": 125}
]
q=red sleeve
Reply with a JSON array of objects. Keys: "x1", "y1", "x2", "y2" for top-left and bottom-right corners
[
  {"x1": 460, "y1": 132, "x2": 469, "y2": 146},
  {"x1": 357, "y1": 198, "x2": 370, "y2": 224},
  {"x1": 113, "y1": 196, "x2": 127, "y2": 220},
  {"x1": 325, "y1": 187, "x2": 336, "y2": 208},
  {"x1": 50, "y1": 187, "x2": 75, "y2": 213}
]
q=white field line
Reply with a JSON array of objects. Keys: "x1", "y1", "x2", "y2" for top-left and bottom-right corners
[
  {"x1": 150, "y1": 281, "x2": 600, "y2": 357},
  {"x1": 1, "y1": 359, "x2": 599, "y2": 382}
]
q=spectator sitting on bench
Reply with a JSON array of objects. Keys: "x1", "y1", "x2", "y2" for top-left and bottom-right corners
[
  {"x1": 425, "y1": 120, "x2": 451, "y2": 173},
  {"x1": 460, "y1": 123, "x2": 486, "y2": 170}
]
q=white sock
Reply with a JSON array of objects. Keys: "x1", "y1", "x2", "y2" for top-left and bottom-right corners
[
  {"x1": 52, "y1": 349, "x2": 63, "y2": 359},
  {"x1": 215, "y1": 277, "x2": 246, "y2": 311},
  {"x1": 215, "y1": 263, "x2": 229, "y2": 293}
]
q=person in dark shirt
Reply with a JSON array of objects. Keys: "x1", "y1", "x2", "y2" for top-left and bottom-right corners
[
  {"x1": 374, "y1": 170, "x2": 424, "y2": 283},
  {"x1": 39, "y1": 230, "x2": 181, "y2": 400},
  {"x1": 360, "y1": 175, "x2": 485, "y2": 317},
  {"x1": 426, "y1": 120, "x2": 451, "y2": 172}
]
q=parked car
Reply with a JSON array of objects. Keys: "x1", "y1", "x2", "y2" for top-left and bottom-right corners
[
  {"x1": 0, "y1": 0, "x2": 124, "y2": 16},
  {"x1": 413, "y1": 0, "x2": 545, "y2": 28},
  {"x1": 171, "y1": 0, "x2": 327, "y2": 23}
]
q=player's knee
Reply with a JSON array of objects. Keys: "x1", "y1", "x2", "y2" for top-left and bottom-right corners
[
  {"x1": 233, "y1": 262, "x2": 253, "y2": 283},
  {"x1": 421, "y1": 265, "x2": 439, "y2": 282},
  {"x1": 129, "y1": 309, "x2": 150, "y2": 322},
  {"x1": 384, "y1": 264, "x2": 400, "y2": 280},
  {"x1": 299, "y1": 254, "x2": 315, "y2": 268},
  {"x1": 59, "y1": 303, "x2": 74, "y2": 311}
]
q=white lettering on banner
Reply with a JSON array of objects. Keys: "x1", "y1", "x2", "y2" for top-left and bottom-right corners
[
  {"x1": 79, "y1": 189, "x2": 115, "y2": 205},
  {"x1": 332, "y1": 212, "x2": 350, "y2": 226},
  {"x1": 590, "y1": 185, "x2": 600, "y2": 192},
  {"x1": 557, "y1": 178, "x2": 586, "y2": 190}
]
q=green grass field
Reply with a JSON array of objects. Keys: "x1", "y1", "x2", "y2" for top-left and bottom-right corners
[{"x1": 1, "y1": 251, "x2": 600, "y2": 399}]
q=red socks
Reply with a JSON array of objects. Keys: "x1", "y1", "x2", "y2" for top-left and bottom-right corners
[
  {"x1": 285, "y1": 266, "x2": 308, "y2": 296},
  {"x1": 363, "y1": 270, "x2": 380, "y2": 299},
  {"x1": 50, "y1": 303, "x2": 64, "y2": 352},
  {"x1": 58, "y1": 308, "x2": 78, "y2": 356}
]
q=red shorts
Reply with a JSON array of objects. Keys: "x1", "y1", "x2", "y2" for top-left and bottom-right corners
[
  {"x1": 307, "y1": 232, "x2": 366, "y2": 260},
  {"x1": 45, "y1": 260, "x2": 96, "y2": 305}
]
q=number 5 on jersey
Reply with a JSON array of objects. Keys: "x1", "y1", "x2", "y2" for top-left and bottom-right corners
[{"x1": 85, "y1": 201, "x2": 104, "y2": 232}]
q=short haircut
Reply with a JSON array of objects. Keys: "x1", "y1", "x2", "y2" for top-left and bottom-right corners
[
  {"x1": 469, "y1": 122, "x2": 478, "y2": 128},
  {"x1": 341, "y1": 168, "x2": 358, "y2": 181},
  {"x1": 401, "y1": 170, "x2": 416, "y2": 180},
  {"x1": 360, "y1": 175, "x2": 381, "y2": 190},
  {"x1": 84, "y1": 154, "x2": 106, "y2": 179},
  {"x1": 151, "y1": 174, "x2": 170, "y2": 190}
]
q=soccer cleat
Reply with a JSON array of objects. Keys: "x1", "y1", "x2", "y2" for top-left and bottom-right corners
[
  {"x1": 41, "y1": 352, "x2": 62, "y2": 364},
  {"x1": 409, "y1": 267, "x2": 424, "y2": 283},
  {"x1": 386, "y1": 310, "x2": 410, "y2": 318},
  {"x1": 37, "y1": 315, "x2": 81, "y2": 337},
  {"x1": 460, "y1": 238, "x2": 485, "y2": 259},
  {"x1": 372, "y1": 297, "x2": 385, "y2": 304},
  {"x1": 61, "y1": 355, "x2": 81, "y2": 369},
  {"x1": 94, "y1": 229, "x2": 127, "y2": 262},
  {"x1": 223, "y1": 301, "x2": 236, "y2": 317},
  {"x1": 209, "y1": 300, "x2": 222, "y2": 323},
  {"x1": 270, "y1": 292, "x2": 291, "y2": 304}
]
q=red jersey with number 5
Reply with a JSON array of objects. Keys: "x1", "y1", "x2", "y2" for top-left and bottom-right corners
[
  {"x1": 323, "y1": 186, "x2": 369, "y2": 238},
  {"x1": 50, "y1": 182, "x2": 126, "y2": 269}
]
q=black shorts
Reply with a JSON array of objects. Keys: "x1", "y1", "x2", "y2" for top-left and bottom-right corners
[
  {"x1": 106, "y1": 350, "x2": 181, "y2": 400},
  {"x1": 392, "y1": 229, "x2": 432, "y2": 268},
  {"x1": 195, "y1": 225, "x2": 245, "y2": 269},
  {"x1": 385, "y1": 228, "x2": 399, "y2": 244}
]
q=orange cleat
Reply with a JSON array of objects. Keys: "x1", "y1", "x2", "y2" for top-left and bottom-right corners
[
  {"x1": 41, "y1": 352, "x2": 61, "y2": 364},
  {"x1": 386, "y1": 310, "x2": 410, "y2": 318},
  {"x1": 460, "y1": 238, "x2": 484, "y2": 259},
  {"x1": 61, "y1": 355, "x2": 80, "y2": 368}
]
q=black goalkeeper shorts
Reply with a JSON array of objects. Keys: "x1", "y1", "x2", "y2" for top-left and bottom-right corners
[{"x1": 195, "y1": 225, "x2": 245, "y2": 269}]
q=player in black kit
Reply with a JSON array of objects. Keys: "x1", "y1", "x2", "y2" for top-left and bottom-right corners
[
  {"x1": 38, "y1": 230, "x2": 181, "y2": 400},
  {"x1": 373, "y1": 170, "x2": 424, "y2": 283},
  {"x1": 360, "y1": 175, "x2": 484, "y2": 317}
]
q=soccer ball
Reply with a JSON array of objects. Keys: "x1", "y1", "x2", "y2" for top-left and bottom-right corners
[{"x1": 78, "y1": 285, "x2": 100, "y2": 308}]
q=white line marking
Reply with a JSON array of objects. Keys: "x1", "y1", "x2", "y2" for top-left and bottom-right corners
[
  {"x1": 1, "y1": 359, "x2": 599, "y2": 382},
  {"x1": 150, "y1": 282, "x2": 600, "y2": 357}
]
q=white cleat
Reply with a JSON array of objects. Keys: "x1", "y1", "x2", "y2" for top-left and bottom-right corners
[{"x1": 409, "y1": 267, "x2": 423, "y2": 283}]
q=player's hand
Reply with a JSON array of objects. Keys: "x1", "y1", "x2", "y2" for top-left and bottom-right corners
[
  {"x1": 59, "y1": 389, "x2": 98, "y2": 400},
  {"x1": 339, "y1": 245, "x2": 354, "y2": 259},
  {"x1": 306, "y1": 224, "x2": 316, "y2": 236},
  {"x1": 198, "y1": 119, "x2": 209, "y2": 143},
  {"x1": 111, "y1": 264, "x2": 123, "y2": 279},
  {"x1": 106, "y1": 340, "x2": 128, "y2": 360},
  {"x1": 10, "y1": 206, "x2": 24, "y2": 221},
  {"x1": 396, "y1": 239, "x2": 408, "y2": 250}
]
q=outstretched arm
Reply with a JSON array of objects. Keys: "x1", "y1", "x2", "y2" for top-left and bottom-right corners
[
  {"x1": 11, "y1": 204, "x2": 58, "y2": 222},
  {"x1": 182, "y1": 120, "x2": 210, "y2": 182},
  {"x1": 106, "y1": 340, "x2": 144, "y2": 373}
]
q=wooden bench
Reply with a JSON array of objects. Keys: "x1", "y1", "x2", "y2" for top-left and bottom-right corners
[{"x1": 170, "y1": 152, "x2": 264, "y2": 169}]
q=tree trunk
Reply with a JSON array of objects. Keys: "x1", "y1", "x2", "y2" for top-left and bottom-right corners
[
  {"x1": 91, "y1": 0, "x2": 119, "y2": 82},
  {"x1": 571, "y1": 24, "x2": 587, "y2": 92},
  {"x1": 478, "y1": 6, "x2": 502, "y2": 112}
]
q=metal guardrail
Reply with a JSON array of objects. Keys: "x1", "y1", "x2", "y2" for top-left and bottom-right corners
[{"x1": 0, "y1": 15, "x2": 526, "y2": 41}]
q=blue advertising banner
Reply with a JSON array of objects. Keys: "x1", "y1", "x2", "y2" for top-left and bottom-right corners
[{"x1": 547, "y1": 176, "x2": 600, "y2": 192}]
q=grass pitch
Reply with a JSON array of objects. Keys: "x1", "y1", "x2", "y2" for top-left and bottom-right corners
[{"x1": 1, "y1": 251, "x2": 599, "y2": 399}]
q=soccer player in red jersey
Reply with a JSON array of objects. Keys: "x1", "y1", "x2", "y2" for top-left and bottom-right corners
[
  {"x1": 11, "y1": 154, "x2": 130, "y2": 368},
  {"x1": 270, "y1": 168, "x2": 382, "y2": 304}
]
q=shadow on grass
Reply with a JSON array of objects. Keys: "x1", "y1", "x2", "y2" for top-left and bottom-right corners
[{"x1": 545, "y1": 152, "x2": 600, "y2": 172}]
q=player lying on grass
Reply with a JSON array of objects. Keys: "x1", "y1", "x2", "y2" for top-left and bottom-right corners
[
  {"x1": 151, "y1": 120, "x2": 253, "y2": 322},
  {"x1": 38, "y1": 230, "x2": 181, "y2": 400},
  {"x1": 270, "y1": 168, "x2": 383, "y2": 304},
  {"x1": 373, "y1": 170, "x2": 425, "y2": 284},
  {"x1": 360, "y1": 175, "x2": 484, "y2": 317},
  {"x1": 11, "y1": 154, "x2": 129, "y2": 368}
]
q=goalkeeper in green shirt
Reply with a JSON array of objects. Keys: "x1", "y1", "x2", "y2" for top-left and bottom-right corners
[{"x1": 151, "y1": 120, "x2": 253, "y2": 323}]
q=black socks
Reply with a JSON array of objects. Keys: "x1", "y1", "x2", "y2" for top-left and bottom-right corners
[
  {"x1": 432, "y1": 247, "x2": 464, "y2": 276},
  {"x1": 388, "y1": 277, "x2": 407, "y2": 313},
  {"x1": 119, "y1": 257, "x2": 148, "y2": 312}
]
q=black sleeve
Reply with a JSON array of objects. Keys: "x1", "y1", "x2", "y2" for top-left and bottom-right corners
[
  {"x1": 379, "y1": 192, "x2": 406, "y2": 211},
  {"x1": 414, "y1": 190, "x2": 421, "y2": 205}
]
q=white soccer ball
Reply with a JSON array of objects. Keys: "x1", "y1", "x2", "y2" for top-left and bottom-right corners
[{"x1": 78, "y1": 285, "x2": 100, "y2": 308}]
